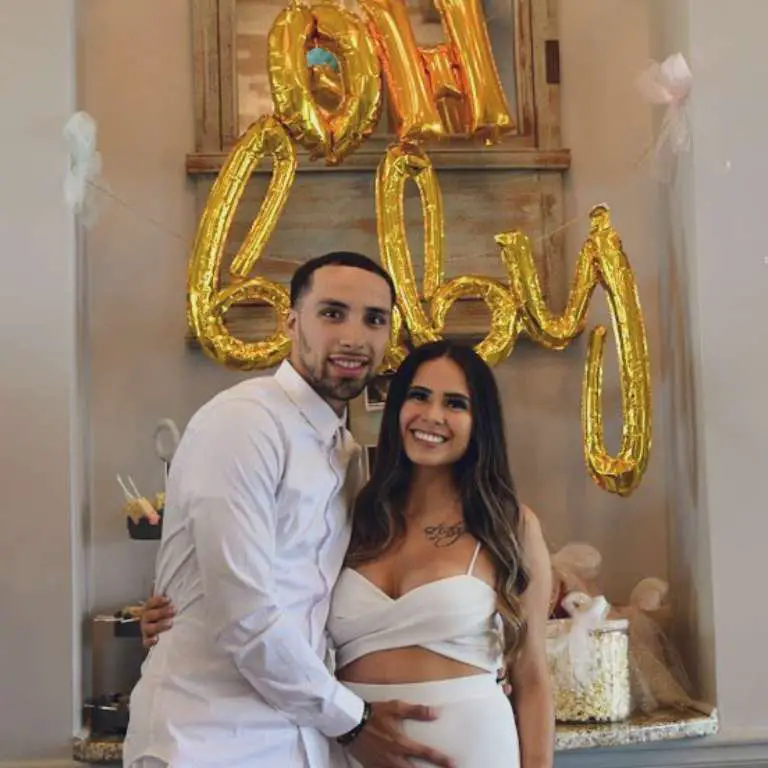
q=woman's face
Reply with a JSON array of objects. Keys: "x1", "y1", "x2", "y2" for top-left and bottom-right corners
[{"x1": 398, "y1": 356, "x2": 473, "y2": 468}]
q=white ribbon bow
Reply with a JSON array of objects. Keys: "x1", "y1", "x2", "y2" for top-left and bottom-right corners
[
  {"x1": 63, "y1": 111, "x2": 108, "y2": 228},
  {"x1": 636, "y1": 53, "x2": 693, "y2": 181},
  {"x1": 552, "y1": 592, "x2": 611, "y2": 688}
]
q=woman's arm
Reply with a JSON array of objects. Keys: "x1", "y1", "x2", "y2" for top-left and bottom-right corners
[{"x1": 509, "y1": 506, "x2": 554, "y2": 768}]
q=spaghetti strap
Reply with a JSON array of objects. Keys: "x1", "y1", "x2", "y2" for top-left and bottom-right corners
[{"x1": 467, "y1": 541, "x2": 482, "y2": 575}]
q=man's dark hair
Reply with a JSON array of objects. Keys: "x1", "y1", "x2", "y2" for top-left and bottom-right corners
[{"x1": 289, "y1": 251, "x2": 397, "y2": 308}]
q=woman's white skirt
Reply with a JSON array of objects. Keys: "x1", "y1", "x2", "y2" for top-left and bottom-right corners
[{"x1": 332, "y1": 674, "x2": 519, "y2": 768}]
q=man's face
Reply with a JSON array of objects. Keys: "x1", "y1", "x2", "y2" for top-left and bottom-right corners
[{"x1": 286, "y1": 265, "x2": 393, "y2": 413}]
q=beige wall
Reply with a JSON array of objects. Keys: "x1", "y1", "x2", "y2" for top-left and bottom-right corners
[
  {"x1": 78, "y1": 0, "x2": 250, "y2": 696},
  {"x1": 647, "y1": 0, "x2": 716, "y2": 709},
  {"x1": 657, "y1": 0, "x2": 768, "y2": 736},
  {"x1": 0, "y1": 0, "x2": 81, "y2": 763},
  {"x1": 524, "y1": 0, "x2": 667, "y2": 594}
]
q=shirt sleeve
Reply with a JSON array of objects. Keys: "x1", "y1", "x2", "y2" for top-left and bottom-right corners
[{"x1": 181, "y1": 398, "x2": 364, "y2": 738}]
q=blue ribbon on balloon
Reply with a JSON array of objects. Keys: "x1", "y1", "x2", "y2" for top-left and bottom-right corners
[{"x1": 306, "y1": 47, "x2": 339, "y2": 71}]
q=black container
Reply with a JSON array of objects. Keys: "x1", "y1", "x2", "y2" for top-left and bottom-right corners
[
  {"x1": 112, "y1": 614, "x2": 142, "y2": 638},
  {"x1": 84, "y1": 694, "x2": 130, "y2": 736},
  {"x1": 127, "y1": 508, "x2": 164, "y2": 540}
]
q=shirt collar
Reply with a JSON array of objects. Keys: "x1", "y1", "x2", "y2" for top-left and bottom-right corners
[{"x1": 275, "y1": 361, "x2": 347, "y2": 446}]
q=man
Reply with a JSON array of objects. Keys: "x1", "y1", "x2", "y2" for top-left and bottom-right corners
[{"x1": 123, "y1": 252, "x2": 454, "y2": 768}]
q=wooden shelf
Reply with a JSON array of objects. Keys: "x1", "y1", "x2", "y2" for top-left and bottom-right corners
[{"x1": 186, "y1": 145, "x2": 572, "y2": 176}]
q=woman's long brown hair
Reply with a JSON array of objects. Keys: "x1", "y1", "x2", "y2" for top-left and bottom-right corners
[{"x1": 347, "y1": 341, "x2": 530, "y2": 664}]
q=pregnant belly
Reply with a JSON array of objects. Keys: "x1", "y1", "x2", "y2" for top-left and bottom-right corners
[
  {"x1": 338, "y1": 647, "x2": 490, "y2": 685},
  {"x1": 338, "y1": 676, "x2": 519, "y2": 768}
]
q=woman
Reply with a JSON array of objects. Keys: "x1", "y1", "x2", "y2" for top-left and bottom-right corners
[{"x1": 142, "y1": 342, "x2": 554, "y2": 767}]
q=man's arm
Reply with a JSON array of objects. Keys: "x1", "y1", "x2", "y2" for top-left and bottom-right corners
[{"x1": 182, "y1": 399, "x2": 363, "y2": 738}]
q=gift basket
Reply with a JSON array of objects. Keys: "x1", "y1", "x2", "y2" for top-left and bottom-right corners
[
  {"x1": 547, "y1": 593, "x2": 631, "y2": 722},
  {"x1": 546, "y1": 542, "x2": 696, "y2": 723}
]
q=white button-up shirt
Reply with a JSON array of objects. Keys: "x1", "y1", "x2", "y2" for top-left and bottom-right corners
[{"x1": 123, "y1": 362, "x2": 365, "y2": 768}]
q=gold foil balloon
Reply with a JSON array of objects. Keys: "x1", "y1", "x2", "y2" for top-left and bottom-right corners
[
  {"x1": 581, "y1": 207, "x2": 652, "y2": 497},
  {"x1": 309, "y1": 64, "x2": 343, "y2": 112},
  {"x1": 268, "y1": 4, "x2": 327, "y2": 158},
  {"x1": 376, "y1": 144, "x2": 517, "y2": 365},
  {"x1": 187, "y1": 115, "x2": 295, "y2": 370},
  {"x1": 420, "y1": 44, "x2": 463, "y2": 101},
  {"x1": 375, "y1": 144, "x2": 444, "y2": 346},
  {"x1": 380, "y1": 304, "x2": 409, "y2": 373},
  {"x1": 314, "y1": 2, "x2": 383, "y2": 164},
  {"x1": 357, "y1": 0, "x2": 444, "y2": 143},
  {"x1": 435, "y1": 0, "x2": 515, "y2": 141},
  {"x1": 497, "y1": 205, "x2": 652, "y2": 497},
  {"x1": 268, "y1": 1, "x2": 382, "y2": 165},
  {"x1": 430, "y1": 275, "x2": 518, "y2": 366},
  {"x1": 420, "y1": 44, "x2": 467, "y2": 135},
  {"x1": 357, "y1": 0, "x2": 513, "y2": 142},
  {"x1": 496, "y1": 230, "x2": 595, "y2": 350}
]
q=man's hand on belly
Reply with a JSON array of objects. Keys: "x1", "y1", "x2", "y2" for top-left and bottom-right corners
[{"x1": 349, "y1": 701, "x2": 456, "y2": 768}]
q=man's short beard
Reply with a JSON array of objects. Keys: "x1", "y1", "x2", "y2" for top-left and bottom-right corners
[
  {"x1": 311, "y1": 374, "x2": 368, "y2": 403},
  {"x1": 298, "y1": 329, "x2": 373, "y2": 403}
]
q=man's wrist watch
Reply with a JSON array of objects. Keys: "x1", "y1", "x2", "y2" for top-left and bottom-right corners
[{"x1": 336, "y1": 701, "x2": 372, "y2": 746}]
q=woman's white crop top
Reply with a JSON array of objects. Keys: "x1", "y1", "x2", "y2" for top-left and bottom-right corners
[{"x1": 327, "y1": 542, "x2": 503, "y2": 673}]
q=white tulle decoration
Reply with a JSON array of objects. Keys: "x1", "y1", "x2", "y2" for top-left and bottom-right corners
[
  {"x1": 63, "y1": 111, "x2": 108, "y2": 228},
  {"x1": 636, "y1": 53, "x2": 693, "y2": 181}
]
